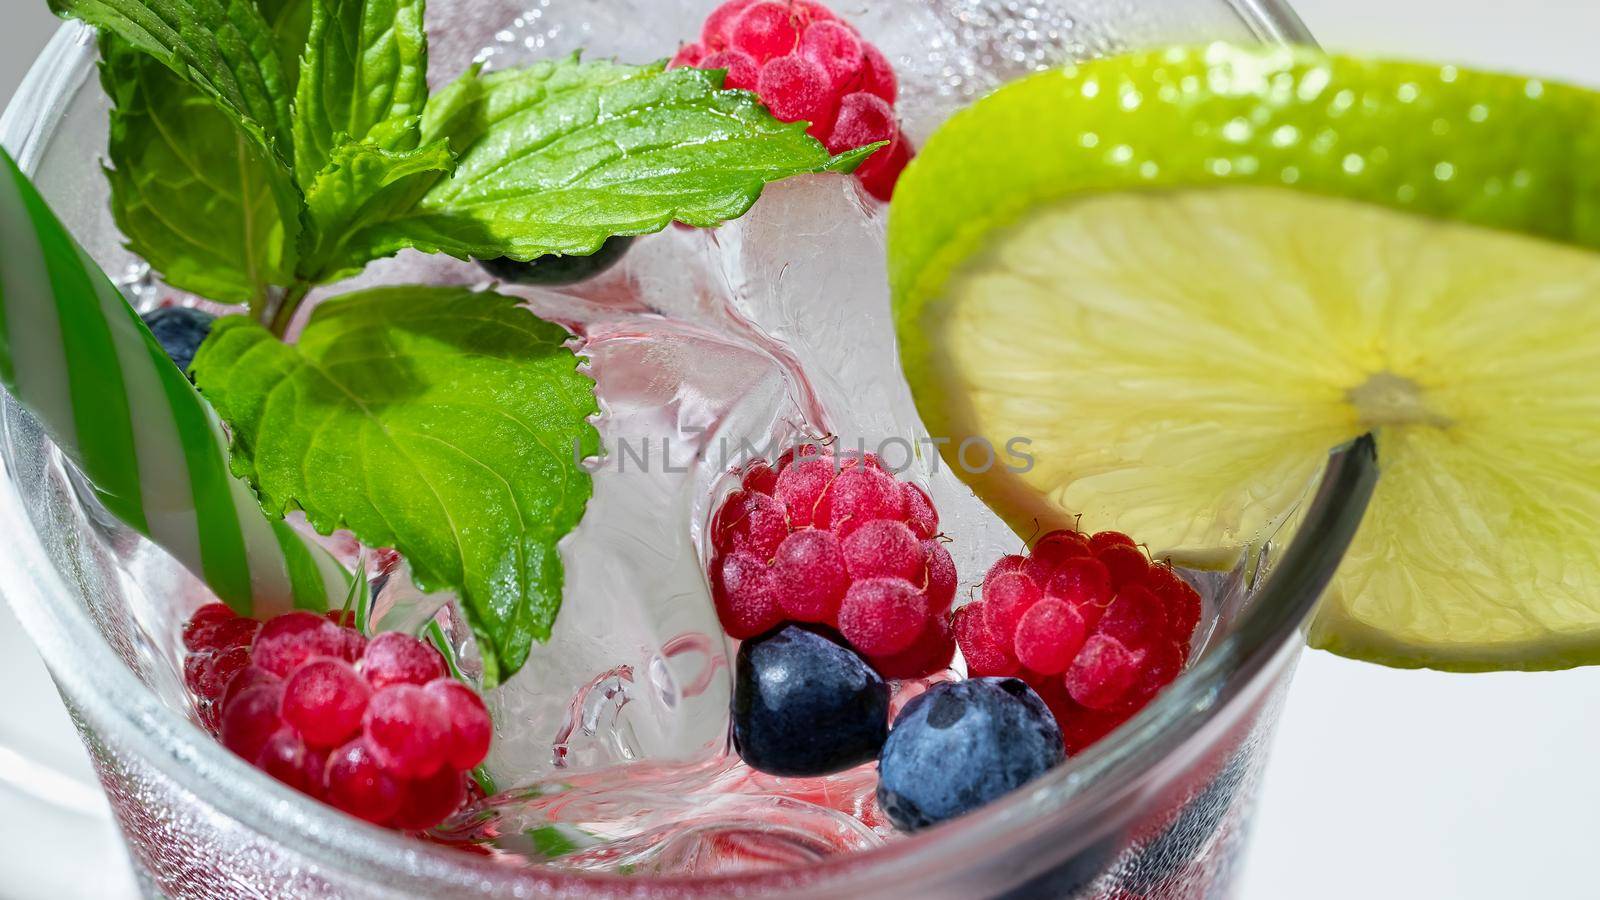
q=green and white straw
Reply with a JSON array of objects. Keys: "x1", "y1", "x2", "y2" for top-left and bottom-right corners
[{"x1": 0, "y1": 148, "x2": 347, "y2": 616}]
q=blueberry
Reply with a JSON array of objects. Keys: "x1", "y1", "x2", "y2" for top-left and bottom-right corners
[
  {"x1": 476, "y1": 235, "x2": 634, "y2": 286},
  {"x1": 877, "y1": 677, "x2": 1065, "y2": 831},
  {"x1": 732, "y1": 625, "x2": 890, "y2": 777},
  {"x1": 140, "y1": 306, "x2": 216, "y2": 374}
]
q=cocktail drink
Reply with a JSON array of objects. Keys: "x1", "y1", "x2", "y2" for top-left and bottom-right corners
[{"x1": 3, "y1": 0, "x2": 1597, "y2": 898}]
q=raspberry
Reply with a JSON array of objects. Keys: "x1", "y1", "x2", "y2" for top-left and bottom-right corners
[
  {"x1": 360, "y1": 632, "x2": 448, "y2": 691},
  {"x1": 253, "y1": 611, "x2": 348, "y2": 677},
  {"x1": 1013, "y1": 599, "x2": 1087, "y2": 676},
  {"x1": 325, "y1": 739, "x2": 404, "y2": 825},
  {"x1": 684, "y1": 0, "x2": 911, "y2": 198},
  {"x1": 425, "y1": 679, "x2": 494, "y2": 771},
  {"x1": 841, "y1": 519, "x2": 924, "y2": 582},
  {"x1": 709, "y1": 444, "x2": 952, "y2": 672},
  {"x1": 921, "y1": 540, "x2": 957, "y2": 613},
  {"x1": 954, "y1": 603, "x2": 1018, "y2": 677},
  {"x1": 758, "y1": 56, "x2": 837, "y2": 136},
  {"x1": 364, "y1": 684, "x2": 451, "y2": 779},
  {"x1": 729, "y1": 1, "x2": 800, "y2": 61},
  {"x1": 282, "y1": 658, "x2": 371, "y2": 748},
  {"x1": 869, "y1": 613, "x2": 955, "y2": 679},
  {"x1": 838, "y1": 578, "x2": 927, "y2": 656},
  {"x1": 799, "y1": 21, "x2": 864, "y2": 91},
  {"x1": 818, "y1": 465, "x2": 906, "y2": 536},
  {"x1": 771, "y1": 529, "x2": 850, "y2": 622},
  {"x1": 182, "y1": 606, "x2": 493, "y2": 832},
  {"x1": 701, "y1": 49, "x2": 760, "y2": 92},
  {"x1": 962, "y1": 527, "x2": 1206, "y2": 752},
  {"x1": 712, "y1": 489, "x2": 789, "y2": 560},
  {"x1": 982, "y1": 571, "x2": 1041, "y2": 646},
  {"x1": 1064, "y1": 634, "x2": 1143, "y2": 711},
  {"x1": 714, "y1": 551, "x2": 785, "y2": 638},
  {"x1": 902, "y1": 482, "x2": 939, "y2": 539},
  {"x1": 773, "y1": 457, "x2": 834, "y2": 528}
]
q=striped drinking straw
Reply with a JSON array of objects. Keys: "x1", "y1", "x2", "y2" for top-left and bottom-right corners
[{"x1": 0, "y1": 148, "x2": 347, "y2": 616}]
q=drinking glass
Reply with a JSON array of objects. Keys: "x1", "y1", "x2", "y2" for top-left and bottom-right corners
[{"x1": 0, "y1": 2, "x2": 1353, "y2": 897}]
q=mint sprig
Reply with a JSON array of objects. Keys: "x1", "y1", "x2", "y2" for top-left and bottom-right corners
[{"x1": 192, "y1": 287, "x2": 600, "y2": 686}]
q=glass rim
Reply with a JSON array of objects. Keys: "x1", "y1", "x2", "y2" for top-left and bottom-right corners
[{"x1": 0, "y1": 8, "x2": 1357, "y2": 896}]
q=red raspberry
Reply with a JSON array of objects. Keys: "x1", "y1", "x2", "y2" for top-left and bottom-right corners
[
  {"x1": 957, "y1": 528, "x2": 1206, "y2": 752},
  {"x1": 180, "y1": 606, "x2": 493, "y2": 832},
  {"x1": 838, "y1": 577, "x2": 928, "y2": 656},
  {"x1": 741, "y1": 460, "x2": 780, "y2": 494},
  {"x1": 709, "y1": 448, "x2": 953, "y2": 675},
  {"x1": 683, "y1": 0, "x2": 912, "y2": 199}
]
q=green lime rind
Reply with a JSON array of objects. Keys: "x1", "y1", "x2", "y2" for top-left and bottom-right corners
[{"x1": 890, "y1": 43, "x2": 1600, "y2": 412}]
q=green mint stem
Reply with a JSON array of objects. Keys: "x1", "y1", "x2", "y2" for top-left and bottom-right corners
[{"x1": 267, "y1": 281, "x2": 313, "y2": 337}]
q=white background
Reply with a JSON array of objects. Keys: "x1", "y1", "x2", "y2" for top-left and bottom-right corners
[{"x1": 5, "y1": 2, "x2": 1600, "y2": 898}]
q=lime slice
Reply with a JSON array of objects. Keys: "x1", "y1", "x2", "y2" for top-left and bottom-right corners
[{"x1": 889, "y1": 44, "x2": 1600, "y2": 671}]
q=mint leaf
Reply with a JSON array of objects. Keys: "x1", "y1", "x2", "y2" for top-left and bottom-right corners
[
  {"x1": 261, "y1": 0, "x2": 314, "y2": 93},
  {"x1": 328, "y1": 58, "x2": 859, "y2": 270},
  {"x1": 300, "y1": 139, "x2": 454, "y2": 283},
  {"x1": 51, "y1": 0, "x2": 296, "y2": 162},
  {"x1": 293, "y1": 0, "x2": 430, "y2": 185},
  {"x1": 101, "y1": 37, "x2": 301, "y2": 305},
  {"x1": 191, "y1": 287, "x2": 600, "y2": 685}
]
